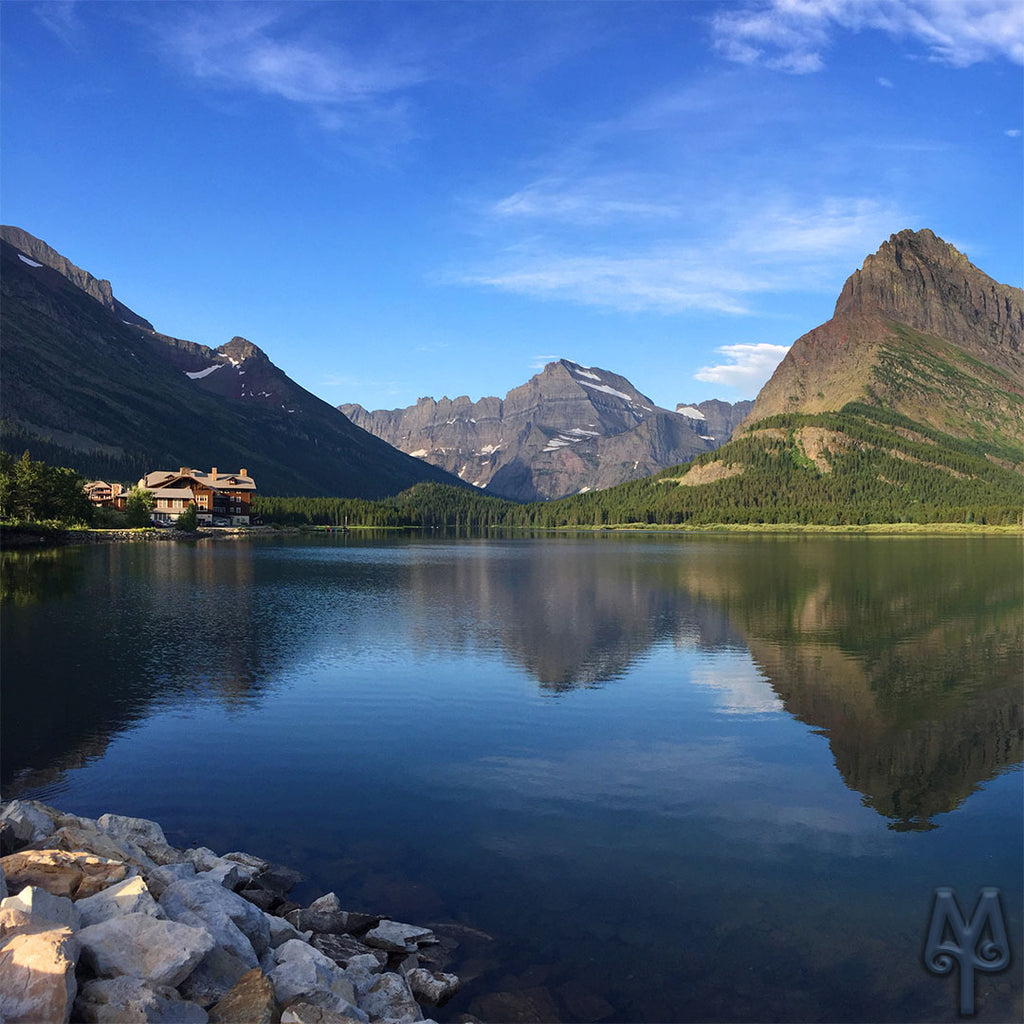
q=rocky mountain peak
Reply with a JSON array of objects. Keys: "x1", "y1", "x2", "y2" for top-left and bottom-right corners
[
  {"x1": 217, "y1": 336, "x2": 267, "y2": 365},
  {"x1": 833, "y1": 228, "x2": 1023, "y2": 368}
]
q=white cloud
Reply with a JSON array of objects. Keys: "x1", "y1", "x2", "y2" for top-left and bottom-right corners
[
  {"x1": 694, "y1": 343, "x2": 791, "y2": 389},
  {"x1": 877, "y1": 76, "x2": 894, "y2": 87},
  {"x1": 152, "y1": 6, "x2": 425, "y2": 138},
  {"x1": 712, "y1": 0, "x2": 1024, "y2": 73},
  {"x1": 1006, "y1": 128, "x2": 1022, "y2": 137},
  {"x1": 463, "y1": 193, "x2": 908, "y2": 316},
  {"x1": 492, "y1": 177, "x2": 681, "y2": 226},
  {"x1": 466, "y1": 249, "x2": 763, "y2": 315}
]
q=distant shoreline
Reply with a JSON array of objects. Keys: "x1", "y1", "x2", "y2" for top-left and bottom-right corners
[{"x1": 2, "y1": 520, "x2": 1020, "y2": 551}]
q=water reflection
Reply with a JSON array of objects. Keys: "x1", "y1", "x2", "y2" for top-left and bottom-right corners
[{"x1": 2, "y1": 534, "x2": 1021, "y2": 835}]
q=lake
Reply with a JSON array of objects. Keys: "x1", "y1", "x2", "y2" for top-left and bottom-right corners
[{"x1": 1, "y1": 532, "x2": 1021, "y2": 1022}]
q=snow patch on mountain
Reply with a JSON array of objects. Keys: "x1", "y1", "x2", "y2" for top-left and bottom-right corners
[
  {"x1": 676, "y1": 405, "x2": 706, "y2": 420},
  {"x1": 185, "y1": 364, "x2": 224, "y2": 380},
  {"x1": 580, "y1": 381, "x2": 632, "y2": 401}
]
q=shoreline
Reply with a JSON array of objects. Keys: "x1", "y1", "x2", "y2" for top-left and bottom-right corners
[
  {"x1": 0, "y1": 798, "x2": 471, "y2": 1024},
  {"x1": 2, "y1": 520, "x2": 1019, "y2": 551}
]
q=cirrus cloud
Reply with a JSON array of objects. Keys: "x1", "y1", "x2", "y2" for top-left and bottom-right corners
[{"x1": 712, "y1": 0, "x2": 1024, "y2": 74}]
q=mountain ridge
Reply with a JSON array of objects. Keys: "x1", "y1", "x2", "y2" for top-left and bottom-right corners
[
  {"x1": 0, "y1": 228, "x2": 464, "y2": 497},
  {"x1": 342, "y1": 360, "x2": 751, "y2": 501}
]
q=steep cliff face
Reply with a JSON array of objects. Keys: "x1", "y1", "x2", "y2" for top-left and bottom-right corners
[
  {"x1": 742, "y1": 229, "x2": 1024, "y2": 444},
  {"x1": 834, "y1": 228, "x2": 1022, "y2": 369},
  {"x1": 342, "y1": 360, "x2": 716, "y2": 501},
  {"x1": 674, "y1": 399, "x2": 754, "y2": 442}
]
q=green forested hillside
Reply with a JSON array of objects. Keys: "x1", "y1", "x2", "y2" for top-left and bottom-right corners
[{"x1": 256, "y1": 403, "x2": 1023, "y2": 528}]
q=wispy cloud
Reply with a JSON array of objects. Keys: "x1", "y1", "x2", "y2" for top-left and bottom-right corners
[
  {"x1": 463, "y1": 193, "x2": 907, "y2": 315},
  {"x1": 492, "y1": 176, "x2": 682, "y2": 226},
  {"x1": 712, "y1": 0, "x2": 1024, "y2": 73},
  {"x1": 530, "y1": 354, "x2": 562, "y2": 370},
  {"x1": 1007, "y1": 128, "x2": 1022, "y2": 137},
  {"x1": 694, "y1": 343, "x2": 791, "y2": 389},
  {"x1": 150, "y1": 5, "x2": 425, "y2": 140},
  {"x1": 877, "y1": 76, "x2": 894, "y2": 88},
  {"x1": 34, "y1": 1, "x2": 87, "y2": 52}
]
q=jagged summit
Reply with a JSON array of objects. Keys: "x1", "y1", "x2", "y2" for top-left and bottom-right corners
[
  {"x1": 342, "y1": 359, "x2": 722, "y2": 501},
  {"x1": 742, "y1": 229, "x2": 1024, "y2": 435},
  {"x1": 833, "y1": 228, "x2": 1022, "y2": 368}
]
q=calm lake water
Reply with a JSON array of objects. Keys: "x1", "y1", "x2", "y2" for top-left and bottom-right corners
[{"x1": 2, "y1": 532, "x2": 1021, "y2": 1022}]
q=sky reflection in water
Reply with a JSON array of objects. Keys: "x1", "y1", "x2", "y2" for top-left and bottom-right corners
[{"x1": 2, "y1": 533, "x2": 1020, "y2": 1022}]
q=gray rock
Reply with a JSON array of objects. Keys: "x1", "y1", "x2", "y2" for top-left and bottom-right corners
[
  {"x1": 201, "y1": 863, "x2": 247, "y2": 891},
  {"x1": 96, "y1": 813, "x2": 180, "y2": 866},
  {"x1": 363, "y1": 921, "x2": 435, "y2": 953},
  {"x1": 222, "y1": 852, "x2": 269, "y2": 874},
  {"x1": 264, "y1": 910, "x2": 309, "y2": 949},
  {"x1": 358, "y1": 972, "x2": 422, "y2": 1023},
  {"x1": 311, "y1": 934, "x2": 387, "y2": 969},
  {"x1": 74, "y1": 976, "x2": 208, "y2": 1023},
  {"x1": 160, "y1": 877, "x2": 271, "y2": 957},
  {"x1": 0, "y1": 864, "x2": 7, "y2": 900},
  {"x1": 285, "y1": 893, "x2": 368, "y2": 935},
  {"x1": 1, "y1": 885, "x2": 80, "y2": 929},
  {"x1": 146, "y1": 861, "x2": 197, "y2": 899},
  {"x1": 178, "y1": 946, "x2": 255, "y2": 1009},
  {"x1": 76, "y1": 912, "x2": 215, "y2": 987},
  {"x1": 96, "y1": 813, "x2": 167, "y2": 849},
  {"x1": 239, "y1": 887, "x2": 277, "y2": 912},
  {"x1": 0, "y1": 800, "x2": 56, "y2": 844},
  {"x1": 0, "y1": 921, "x2": 79, "y2": 1024},
  {"x1": 75, "y1": 876, "x2": 163, "y2": 928},
  {"x1": 45, "y1": 826, "x2": 159, "y2": 875},
  {"x1": 406, "y1": 968, "x2": 461, "y2": 1007},
  {"x1": 184, "y1": 847, "x2": 222, "y2": 872},
  {"x1": 268, "y1": 939, "x2": 364, "y2": 1019},
  {"x1": 280, "y1": 1003, "x2": 366, "y2": 1024},
  {"x1": 254, "y1": 864, "x2": 302, "y2": 897}
]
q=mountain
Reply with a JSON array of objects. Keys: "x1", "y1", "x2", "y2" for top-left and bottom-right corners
[
  {"x1": 341, "y1": 229, "x2": 1020, "y2": 527},
  {"x1": 742, "y1": 228, "x2": 1023, "y2": 441},
  {"x1": 674, "y1": 399, "x2": 753, "y2": 443},
  {"x1": 341, "y1": 360, "x2": 720, "y2": 501},
  {"x1": 573, "y1": 229, "x2": 1023, "y2": 526},
  {"x1": 0, "y1": 227, "x2": 462, "y2": 497}
]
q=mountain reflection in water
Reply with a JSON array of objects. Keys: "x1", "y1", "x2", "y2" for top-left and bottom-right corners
[{"x1": 3, "y1": 533, "x2": 1019, "y2": 836}]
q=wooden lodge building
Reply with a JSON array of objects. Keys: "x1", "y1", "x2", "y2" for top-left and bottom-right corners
[{"x1": 138, "y1": 467, "x2": 256, "y2": 526}]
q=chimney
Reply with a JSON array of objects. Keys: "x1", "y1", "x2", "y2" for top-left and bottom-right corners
[
  {"x1": 239, "y1": 468, "x2": 248, "y2": 477},
  {"x1": 211, "y1": 467, "x2": 217, "y2": 477},
  {"x1": 179, "y1": 467, "x2": 189, "y2": 475}
]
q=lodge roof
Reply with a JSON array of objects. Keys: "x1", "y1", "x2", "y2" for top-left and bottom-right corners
[{"x1": 139, "y1": 467, "x2": 256, "y2": 493}]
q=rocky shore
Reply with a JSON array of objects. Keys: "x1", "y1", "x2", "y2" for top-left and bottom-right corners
[{"x1": 0, "y1": 800, "x2": 464, "y2": 1024}]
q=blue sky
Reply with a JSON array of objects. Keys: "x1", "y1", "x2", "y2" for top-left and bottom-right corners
[{"x1": 3, "y1": 1, "x2": 1021, "y2": 411}]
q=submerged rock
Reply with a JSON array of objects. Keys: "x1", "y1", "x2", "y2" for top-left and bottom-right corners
[{"x1": 363, "y1": 920, "x2": 436, "y2": 953}]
